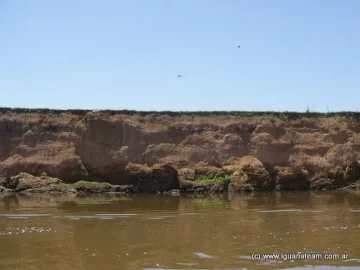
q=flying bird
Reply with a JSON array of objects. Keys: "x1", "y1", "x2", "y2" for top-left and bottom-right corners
[
  {"x1": 237, "y1": 45, "x2": 241, "y2": 48},
  {"x1": 177, "y1": 75, "x2": 182, "y2": 78}
]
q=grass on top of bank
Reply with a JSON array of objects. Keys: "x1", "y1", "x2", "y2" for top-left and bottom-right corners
[{"x1": 2, "y1": 107, "x2": 360, "y2": 120}]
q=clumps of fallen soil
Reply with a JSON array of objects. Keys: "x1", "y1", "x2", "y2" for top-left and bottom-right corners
[
  {"x1": 177, "y1": 156, "x2": 271, "y2": 193},
  {"x1": 310, "y1": 161, "x2": 360, "y2": 190},
  {"x1": 1, "y1": 163, "x2": 180, "y2": 194},
  {"x1": 273, "y1": 166, "x2": 310, "y2": 190},
  {"x1": 226, "y1": 156, "x2": 271, "y2": 192},
  {"x1": 8, "y1": 172, "x2": 61, "y2": 191},
  {"x1": 178, "y1": 157, "x2": 360, "y2": 193},
  {"x1": 342, "y1": 182, "x2": 360, "y2": 191},
  {"x1": 124, "y1": 163, "x2": 179, "y2": 192},
  {"x1": 177, "y1": 165, "x2": 229, "y2": 193},
  {"x1": 2, "y1": 173, "x2": 138, "y2": 194},
  {"x1": 1, "y1": 158, "x2": 360, "y2": 194},
  {"x1": 178, "y1": 168, "x2": 196, "y2": 182}
]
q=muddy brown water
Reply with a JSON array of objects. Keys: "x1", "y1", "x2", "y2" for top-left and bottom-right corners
[{"x1": 1, "y1": 191, "x2": 360, "y2": 270}]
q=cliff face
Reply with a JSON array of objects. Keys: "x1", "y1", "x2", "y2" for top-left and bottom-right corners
[{"x1": 1, "y1": 109, "x2": 360, "y2": 191}]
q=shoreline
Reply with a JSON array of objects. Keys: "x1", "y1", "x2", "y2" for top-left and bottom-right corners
[
  {"x1": 0, "y1": 185, "x2": 358, "y2": 195},
  {"x1": 1, "y1": 164, "x2": 360, "y2": 194}
]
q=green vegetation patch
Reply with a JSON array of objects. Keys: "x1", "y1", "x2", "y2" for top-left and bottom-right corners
[
  {"x1": 195, "y1": 174, "x2": 231, "y2": 184},
  {"x1": 235, "y1": 168, "x2": 245, "y2": 174}
]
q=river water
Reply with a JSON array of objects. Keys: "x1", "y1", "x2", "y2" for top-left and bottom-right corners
[{"x1": 0, "y1": 191, "x2": 360, "y2": 270}]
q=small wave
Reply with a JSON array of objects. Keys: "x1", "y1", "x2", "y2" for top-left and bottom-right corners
[
  {"x1": 193, "y1": 252, "x2": 216, "y2": 259},
  {"x1": 258, "y1": 209, "x2": 303, "y2": 213},
  {"x1": 176, "y1": 262, "x2": 199, "y2": 266},
  {"x1": 95, "y1": 213, "x2": 137, "y2": 216}
]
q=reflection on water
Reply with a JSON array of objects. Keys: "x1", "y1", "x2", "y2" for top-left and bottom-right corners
[{"x1": 0, "y1": 191, "x2": 360, "y2": 270}]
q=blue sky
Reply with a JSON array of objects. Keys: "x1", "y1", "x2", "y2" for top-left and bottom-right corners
[{"x1": 1, "y1": 0, "x2": 359, "y2": 112}]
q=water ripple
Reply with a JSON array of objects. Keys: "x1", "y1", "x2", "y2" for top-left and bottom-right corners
[{"x1": 193, "y1": 252, "x2": 216, "y2": 259}]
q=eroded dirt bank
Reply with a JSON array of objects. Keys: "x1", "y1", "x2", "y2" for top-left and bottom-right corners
[{"x1": 1, "y1": 109, "x2": 360, "y2": 193}]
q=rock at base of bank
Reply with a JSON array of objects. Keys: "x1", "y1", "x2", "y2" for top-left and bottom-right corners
[{"x1": 8, "y1": 172, "x2": 61, "y2": 192}]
